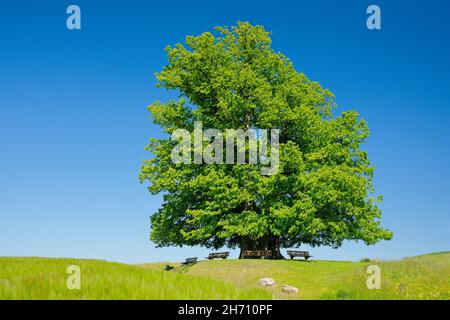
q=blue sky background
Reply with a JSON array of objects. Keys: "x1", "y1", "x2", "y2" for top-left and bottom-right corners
[{"x1": 0, "y1": 1, "x2": 449, "y2": 263}]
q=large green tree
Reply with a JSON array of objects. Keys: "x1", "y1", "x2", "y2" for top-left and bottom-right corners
[{"x1": 140, "y1": 22, "x2": 392, "y2": 259}]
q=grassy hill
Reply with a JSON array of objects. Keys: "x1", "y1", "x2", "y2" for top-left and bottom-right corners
[
  {"x1": 1, "y1": 252, "x2": 448, "y2": 299},
  {"x1": 0, "y1": 257, "x2": 269, "y2": 299},
  {"x1": 140, "y1": 251, "x2": 449, "y2": 300}
]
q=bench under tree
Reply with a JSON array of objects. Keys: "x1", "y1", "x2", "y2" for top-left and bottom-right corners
[
  {"x1": 241, "y1": 250, "x2": 273, "y2": 259},
  {"x1": 181, "y1": 257, "x2": 198, "y2": 265},
  {"x1": 207, "y1": 252, "x2": 230, "y2": 259},
  {"x1": 286, "y1": 250, "x2": 313, "y2": 260}
]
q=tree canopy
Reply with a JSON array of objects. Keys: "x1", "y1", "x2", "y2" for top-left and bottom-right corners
[{"x1": 140, "y1": 22, "x2": 393, "y2": 258}]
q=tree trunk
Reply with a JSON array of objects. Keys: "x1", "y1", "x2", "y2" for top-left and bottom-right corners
[{"x1": 238, "y1": 235, "x2": 284, "y2": 259}]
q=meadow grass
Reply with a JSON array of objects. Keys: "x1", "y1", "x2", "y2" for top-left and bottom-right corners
[
  {"x1": 322, "y1": 252, "x2": 450, "y2": 300},
  {"x1": 1, "y1": 252, "x2": 448, "y2": 300},
  {"x1": 148, "y1": 259, "x2": 361, "y2": 300},
  {"x1": 0, "y1": 257, "x2": 271, "y2": 300},
  {"x1": 142, "y1": 252, "x2": 450, "y2": 300}
]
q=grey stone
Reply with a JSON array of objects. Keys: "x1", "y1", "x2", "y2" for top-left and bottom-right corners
[
  {"x1": 259, "y1": 277, "x2": 276, "y2": 286},
  {"x1": 282, "y1": 284, "x2": 299, "y2": 294}
]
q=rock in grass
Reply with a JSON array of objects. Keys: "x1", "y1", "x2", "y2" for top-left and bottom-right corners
[
  {"x1": 259, "y1": 277, "x2": 276, "y2": 286},
  {"x1": 282, "y1": 285, "x2": 299, "y2": 294}
]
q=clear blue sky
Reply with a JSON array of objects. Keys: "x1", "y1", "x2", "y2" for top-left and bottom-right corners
[{"x1": 0, "y1": 1, "x2": 449, "y2": 263}]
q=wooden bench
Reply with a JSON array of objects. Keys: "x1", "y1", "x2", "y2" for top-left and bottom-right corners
[
  {"x1": 287, "y1": 250, "x2": 313, "y2": 260},
  {"x1": 207, "y1": 252, "x2": 230, "y2": 259},
  {"x1": 241, "y1": 250, "x2": 272, "y2": 259},
  {"x1": 181, "y1": 257, "x2": 198, "y2": 265}
]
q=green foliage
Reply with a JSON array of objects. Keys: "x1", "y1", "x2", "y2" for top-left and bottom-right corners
[{"x1": 140, "y1": 22, "x2": 392, "y2": 250}]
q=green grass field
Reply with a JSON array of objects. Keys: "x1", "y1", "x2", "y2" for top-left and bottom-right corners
[
  {"x1": 1, "y1": 252, "x2": 448, "y2": 300},
  {"x1": 0, "y1": 257, "x2": 270, "y2": 300}
]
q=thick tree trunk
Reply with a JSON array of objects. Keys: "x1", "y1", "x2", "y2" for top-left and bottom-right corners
[{"x1": 238, "y1": 235, "x2": 284, "y2": 259}]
